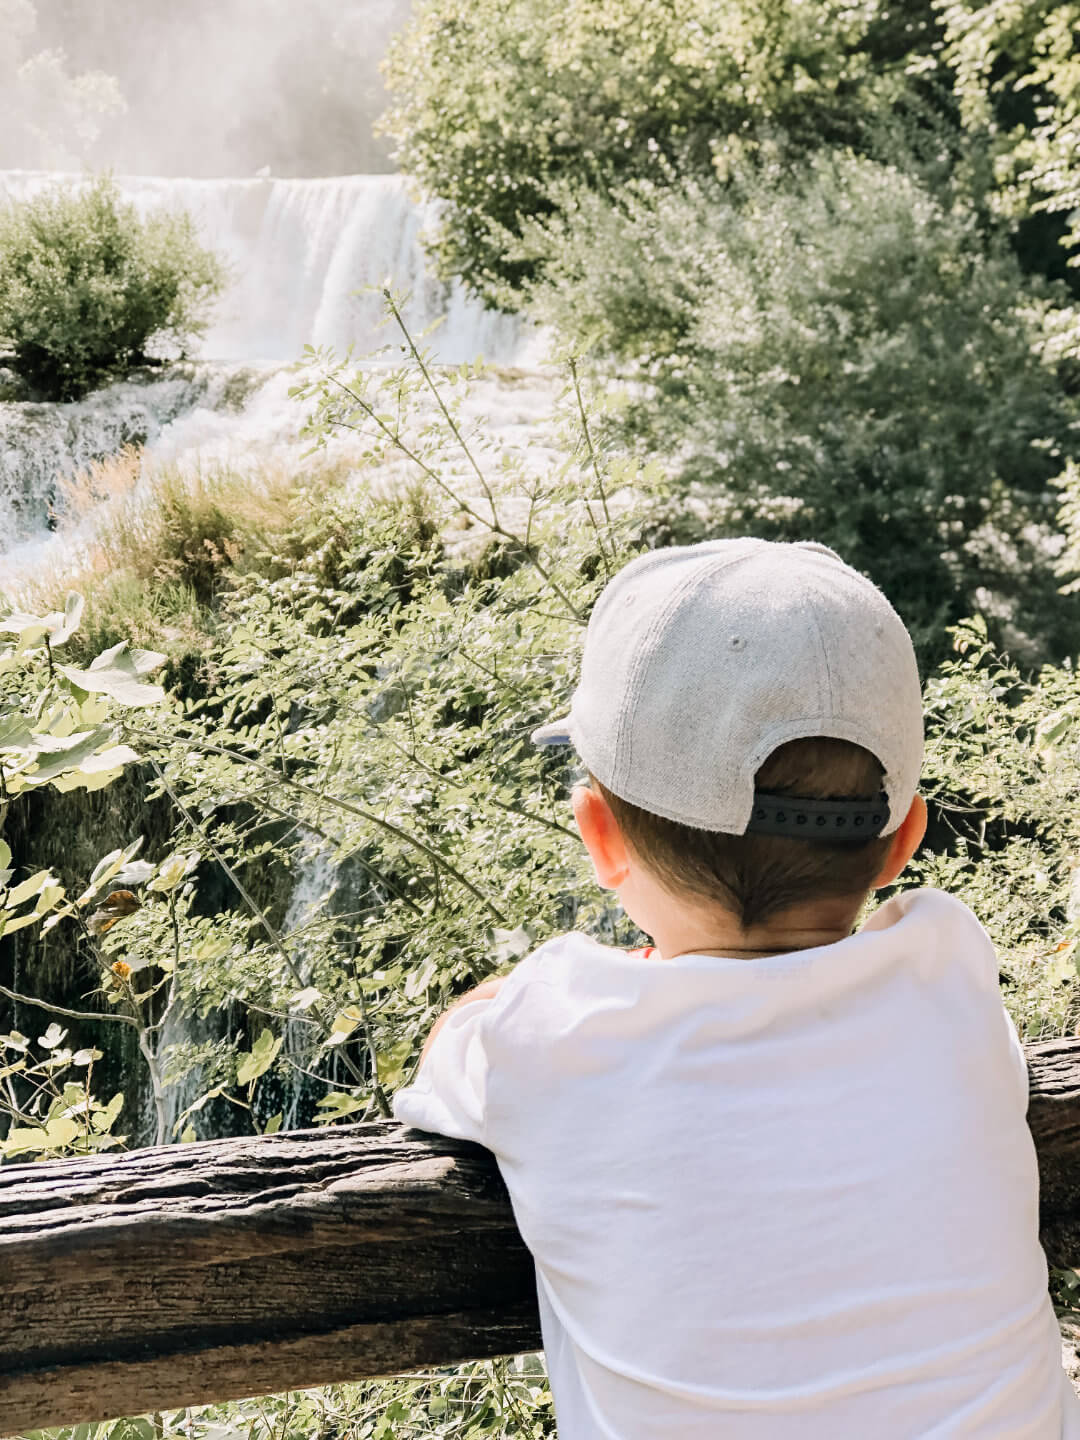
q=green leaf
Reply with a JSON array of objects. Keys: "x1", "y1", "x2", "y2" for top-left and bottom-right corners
[
  {"x1": 0, "y1": 609, "x2": 49, "y2": 640},
  {"x1": 147, "y1": 851, "x2": 194, "y2": 893},
  {"x1": 49, "y1": 591, "x2": 85, "y2": 646},
  {"x1": 0, "y1": 713, "x2": 34, "y2": 751},
  {"x1": 22, "y1": 726, "x2": 116, "y2": 785},
  {"x1": 1, "y1": 1126, "x2": 50, "y2": 1156},
  {"x1": 327, "y1": 1005, "x2": 363, "y2": 1044},
  {"x1": 236, "y1": 1027, "x2": 283, "y2": 1085},
  {"x1": 6, "y1": 870, "x2": 55, "y2": 908},
  {"x1": 57, "y1": 642, "x2": 166, "y2": 708},
  {"x1": 34, "y1": 881, "x2": 65, "y2": 915},
  {"x1": 314, "y1": 1091, "x2": 366, "y2": 1121},
  {"x1": 45, "y1": 1115, "x2": 79, "y2": 1147},
  {"x1": 376, "y1": 1038, "x2": 414, "y2": 1090},
  {"x1": 91, "y1": 1091, "x2": 124, "y2": 1133}
]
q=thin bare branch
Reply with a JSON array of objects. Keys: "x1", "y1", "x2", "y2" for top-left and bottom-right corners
[{"x1": 0, "y1": 981, "x2": 138, "y2": 1028}]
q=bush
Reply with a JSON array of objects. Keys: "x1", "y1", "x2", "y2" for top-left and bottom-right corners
[
  {"x1": 941, "y1": 0, "x2": 1080, "y2": 299},
  {"x1": 915, "y1": 617, "x2": 1080, "y2": 1043},
  {"x1": 0, "y1": 175, "x2": 226, "y2": 400},
  {"x1": 17, "y1": 447, "x2": 342, "y2": 664},
  {"x1": 524, "y1": 153, "x2": 1080, "y2": 663},
  {"x1": 381, "y1": 0, "x2": 913, "y2": 305}
]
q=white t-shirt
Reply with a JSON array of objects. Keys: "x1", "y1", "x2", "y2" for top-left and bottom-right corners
[{"x1": 393, "y1": 889, "x2": 1080, "y2": 1438}]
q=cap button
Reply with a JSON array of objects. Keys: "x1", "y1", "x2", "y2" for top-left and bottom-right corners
[{"x1": 729, "y1": 635, "x2": 746, "y2": 651}]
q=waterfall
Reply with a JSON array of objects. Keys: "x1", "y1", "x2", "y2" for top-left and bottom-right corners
[
  {"x1": 0, "y1": 171, "x2": 522, "y2": 365},
  {"x1": 0, "y1": 171, "x2": 531, "y2": 551},
  {"x1": 274, "y1": 848, "x2": 343, "y2": 1132},
  {"x1": 0, "y1": 368, "x2": 235, "y2": 549}
]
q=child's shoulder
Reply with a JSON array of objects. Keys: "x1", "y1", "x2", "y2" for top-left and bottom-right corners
[{"x1": 862, "y1": 885, "x2": 1002, "y2": 994}]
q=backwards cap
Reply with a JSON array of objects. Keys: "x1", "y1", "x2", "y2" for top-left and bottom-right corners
[{"x1": 532, "y1": 538, "x2": 923, "y2": 840}]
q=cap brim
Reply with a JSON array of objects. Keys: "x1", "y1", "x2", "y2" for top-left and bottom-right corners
[{"x1": 530, "y1": 715, "x2": 574, "y2": 746}]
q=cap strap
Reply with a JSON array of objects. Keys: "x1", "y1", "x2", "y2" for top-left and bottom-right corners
[{"x1": 747, "y1": 792, "x2": 890, "y2": 842}]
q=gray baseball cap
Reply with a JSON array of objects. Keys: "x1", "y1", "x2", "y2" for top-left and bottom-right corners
[{"x1": 531, "y1": 538, "x2": 923, "y2": 839}]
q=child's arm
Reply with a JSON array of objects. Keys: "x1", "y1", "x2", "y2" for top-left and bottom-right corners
[
  {"x1": 393, "y1": 976, "x2": 509, "y2": 1141},
  {"x1": 419, "y1": 977, "x2": 506, "y2": 1063},
  {"x1": 420, "y1": 973, "x2": 509, "y2": 1065}
]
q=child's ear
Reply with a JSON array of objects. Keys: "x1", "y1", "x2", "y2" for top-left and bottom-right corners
[
  {"x1": 571, "y1": 783, "x2": 632, "y2": 890},
  {"x1": 872, "y1": 793, "x2": 928, "y2": 890}
]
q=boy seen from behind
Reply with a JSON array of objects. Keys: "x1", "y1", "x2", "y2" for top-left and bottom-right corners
[{"x1": 393, "y1": 538, "x2": 1080, "y2": 1437}]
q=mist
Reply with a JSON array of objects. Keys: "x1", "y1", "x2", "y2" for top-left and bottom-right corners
[{"x1": 2, "y1": 0, "x2": 411, "y2": 176}]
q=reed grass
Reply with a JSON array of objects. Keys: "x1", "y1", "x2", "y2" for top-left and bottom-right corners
[{"x1": 19, "y1": 447, "x2": 352, "y2": 662}]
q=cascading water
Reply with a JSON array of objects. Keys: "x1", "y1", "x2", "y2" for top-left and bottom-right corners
[
  {"x1": 0, "y1": 171, "x2": 531, "y2": 551},
  {"x1": 275, "y1": 848, "x2": 343, "y2": 1133},
  {"x1": 0, "y1": 171, "x2": 522, "y2": 366}
]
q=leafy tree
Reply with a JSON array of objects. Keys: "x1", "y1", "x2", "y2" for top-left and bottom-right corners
[
  {"x1": 940, "y1": 0, "x2": 1080, "y2": 300},
  {"x1": 522, "y1": 153, "x2": 1080, "y2": 661},
  {"x1": 381, "y1": 0, "x2": 912, "y2": 305},
  {"x1": 0, "y1": 0, "x2": 124, "y2": 169},
  {"x1": 0, "y1": 175, "x2": 226, "y2": 401}
]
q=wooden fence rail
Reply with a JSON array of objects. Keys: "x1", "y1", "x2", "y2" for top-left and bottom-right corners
[{"x1": 3, "y1": 1036, "x2": 1080, "y2": 1435}]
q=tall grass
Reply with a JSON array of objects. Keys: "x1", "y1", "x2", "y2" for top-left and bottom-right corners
[{"x1": 16, "y1": 448, "x2": 351, "y2": 661}]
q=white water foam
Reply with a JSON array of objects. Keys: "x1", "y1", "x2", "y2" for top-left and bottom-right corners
[{"x1": 0, "y1": 171, "x2": 539, "y2": 557}]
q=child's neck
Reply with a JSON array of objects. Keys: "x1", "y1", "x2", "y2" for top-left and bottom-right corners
[{"x1": 649, "y1": 894, "x2": 867, "y2": 962}]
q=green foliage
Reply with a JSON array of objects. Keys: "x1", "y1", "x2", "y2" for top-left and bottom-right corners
[
  {"x1": 23, "y1": 1358, "x2": 557, "y2": 1440},
  {"x1": 0, "y1": 589, "x2": 164, "y2": 1159},
  {"x1": 524, "y1": 152, "x2": 1079, "y2": 661},
  {"x1": 382, "y1": 0, "x2": 913, "y2": 304},
  {"x1": 912, "y1": 616, "x2": 1080, "y2": 1041},
  {"x1": 4, "y1": 312, "x2": 654, "y2": 1165},
  {"x1": 92, "y1": 320, "x2": 658, "y2": 1141},
  {"x1": 941, "y1": 0, "x2": 1080, "y2": 292},
  {"x1": 35, "y1": 449, "x2": 348, "y2": 665},
  {"x1": 0, "y1": 175, "x2": 226, "y2": 401},
  {"x1": 0, "y1": 1026, "x2": 123, "y2": 1160},
  {"x1": 0, "y1": 591, "x2": 163, "y2": 811}
]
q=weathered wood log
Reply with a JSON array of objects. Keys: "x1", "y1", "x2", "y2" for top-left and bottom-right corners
[
  {"x1": 3, "y1": 1037, "x2": 1080, "y2": 1435},
  {"x1": 0, "y1": 1122, "x2": 540, "y2": 1434},
  {"x1": 1026, "y1": 1038, "x2": 1080, "y2": 1262}
]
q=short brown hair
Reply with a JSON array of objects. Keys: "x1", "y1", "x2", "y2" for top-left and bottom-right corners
[{"x1": 592, "y1": 737, "x2": 892, "y2": 930}]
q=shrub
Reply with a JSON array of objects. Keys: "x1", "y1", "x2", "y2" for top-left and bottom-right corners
[
  {"x1": 12, "y1": 448, "x2": 354, "y2": 669},
  {"x1": 941, "y1": 0, "x2": 1080, "y2": 300},
  {"x1": 914, "y1": 617, "x2": 1080, "y2": 1043},
  {"x1": 524, "y1": 153, "x2": 1080, "y2": 663},
  {"x1": 0, "y1": 175, "x2": 226, "y2": 400},
  {"x1": 381, "y1": 0, "x2": 913, "y2": 305}
]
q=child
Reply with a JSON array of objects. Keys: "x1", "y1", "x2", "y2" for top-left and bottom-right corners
[{"x1": 393, "y1": 538, "x2": 1080, "y2": 1437}]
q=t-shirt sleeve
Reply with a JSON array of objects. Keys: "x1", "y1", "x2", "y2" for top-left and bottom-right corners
[{"x1": 391, "y1": 989, "x2": 502, "y2": 1144}]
